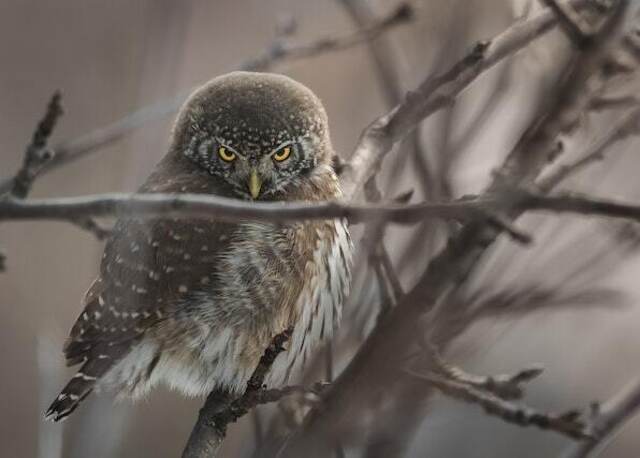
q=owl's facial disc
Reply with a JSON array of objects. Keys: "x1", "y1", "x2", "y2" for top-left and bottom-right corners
[{"x1": 185, "y1": 132, "x2": 317, "y2": 201}]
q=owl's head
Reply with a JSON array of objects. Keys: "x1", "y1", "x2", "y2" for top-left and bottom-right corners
[{"x1": 171, "y1": 71, "x2": 333, "y2": 200}]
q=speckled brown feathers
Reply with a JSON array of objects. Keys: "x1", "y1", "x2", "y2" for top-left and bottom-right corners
[{"x1": 46, "y1": 72, "x2": 352, "y2": 421}]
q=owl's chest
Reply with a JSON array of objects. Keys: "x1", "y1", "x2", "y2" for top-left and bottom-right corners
[
  {"x1": 206, "y1": 218, "x2": 351, "y2": 372},
  {"x1": 140, "y1": 218, "x2": 352, "y2": 394},
  {"x1": 263, "y1": 218, "x2": 352, "y2": 384}
]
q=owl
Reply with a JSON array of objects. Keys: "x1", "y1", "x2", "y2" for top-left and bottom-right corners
[{"x1": 45, "y1": 71, "x2": 352, "y2": 421}]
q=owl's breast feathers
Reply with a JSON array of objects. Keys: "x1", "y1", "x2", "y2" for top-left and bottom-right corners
[{"x1": 48, "y1": 163, "x2": 352, "y2": 421}]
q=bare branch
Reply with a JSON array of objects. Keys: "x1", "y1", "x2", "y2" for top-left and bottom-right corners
[
  {"x1": 7, "y1": 91, "x2": 63, "y2": 198},
  {"x1": 563, "y1": 379, "x2": 640, "y2": 457},
  {"x1": 5, "y1": 189, "x2": 640, "y2": 233},
  {"x1": 538, "y1": 105, "x2": 640, "y2": 190},
  {"x1": 410, "y1": 371, "x2": 593, "y2": 440},
  {"x1": 2, "y1": 92, "x2": 118, "y2": 244},
  {"x1": 427, "y1": 345, "x2": 544, "y2": 401},
  {"x1": 0, "y1": 191, "x2": 482, "y2": 224},
  {"x1": 243, "y1": 2, "x2": 414, "y2": 71},
  {"x1": 182, "y1": 329, "x2": 292, "y2": 458},
  {"x1": 541, "y1": 0, "x2": 596, "y2": 46}
]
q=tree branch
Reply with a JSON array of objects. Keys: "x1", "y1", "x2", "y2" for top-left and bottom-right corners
[
  {"x1": 562, "y1": 379, "x2": 640, "y2": 458},
  {"x1": 427, "y1": 344, "x2": 544, "y2": 401},
  {"x1": 5, "y1": 189, "x2": 640, "y2": 233},
  {"x1": 182, "y1": 329, "x2": 292, "y2": 458},
  {"x1": 410, "y1": 371, "x2": 593, "y2": 440},
  {"x1": 7, "y1": 91, "x2": 63, "y2": 199},
  {"x1": 541, "y1": 0, "x2": 597, "y2": 46}
]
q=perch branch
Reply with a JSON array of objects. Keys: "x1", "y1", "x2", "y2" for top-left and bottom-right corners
[{"x1": 182, "y1": 329, "x2": 292, "y2": 458}]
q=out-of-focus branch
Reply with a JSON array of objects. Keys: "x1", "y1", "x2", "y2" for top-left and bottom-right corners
[
  {"x1": 7, "y1": 92, "x2": 62, "y2": 198},
  {"x1": 538, "y1": 105, "x2": 640, "y2": 190},
  {"x1": 0, "y1": 3, "x2": 414, "y2": 197},
  {"x1": 244, "y1": 2, "x2": 414, "y2": 71},
  {"x1": 339, "y1": 0, "x2": 436, "y2": 198},
  {"x1": 182, "y1": 329, "x2": 292, "y2": 458},
  {"x1": 563, "y1": 379, "x2": 640, "y2": 458},
  {"x1": 427, "y1": 345, "x2": 544, "y2": 401},
  {"x1": 541, "y1": 0, "x2": 597, "y2": 46},
  {"x1": 411, "y1": 371, "x2": 593, "y2": 440}
]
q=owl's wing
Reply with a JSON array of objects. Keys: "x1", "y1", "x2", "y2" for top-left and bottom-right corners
[
  {"x1": 47, "y1": 216, "x2": 231, "y2": 421},
  {"x1": 63, "y1": 217, "x2": 228, "y2": 366}
]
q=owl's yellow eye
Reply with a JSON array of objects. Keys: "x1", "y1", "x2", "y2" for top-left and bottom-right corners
[
  {"x1": 217, "y1": 146, "x2": 236, "y2": 162},
  {"x1": 273, "y1": 146, "x2": 291, "y2": 162}
]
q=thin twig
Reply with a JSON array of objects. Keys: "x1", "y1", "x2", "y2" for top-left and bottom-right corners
[
  {"x1": 1, "y1": 92, "x2": 62, "y2": 271},
  {"x1": 410, "y1": 371, "x2": 593, "y2": 440},
  {"x1": 7, "y1": 92, "x2": 63, "y2": 199},
  {"x1": 538, "y1": 105, "x2": 640, "y2": 191},
  {"x1": 427, "y1": 345, "x2": 544, "y2": 400},
  {"x1": 563, "y1": 379, "x2": 640, "y2": 457}
]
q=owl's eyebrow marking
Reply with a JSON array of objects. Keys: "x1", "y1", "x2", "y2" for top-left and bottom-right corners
[
  {"x1": 215, "y1": 138, "x2": 245, "y2": 158},
  {"x1": 268, "y1": 140, "x2": 295, "y2": 156}
]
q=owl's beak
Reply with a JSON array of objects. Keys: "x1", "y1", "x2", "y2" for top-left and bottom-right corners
[{"x1": 249, "y1": 169, "x2": 262, "y2": 199}]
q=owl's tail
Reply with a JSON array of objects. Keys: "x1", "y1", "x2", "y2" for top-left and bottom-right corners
[{"x1": 44, "y1": 356, "x2": 113, "y2": 422}]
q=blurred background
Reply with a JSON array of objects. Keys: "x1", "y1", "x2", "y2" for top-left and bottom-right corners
[{"x1": 2, "y1": 0, "x2": 640, "y2": 457}]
